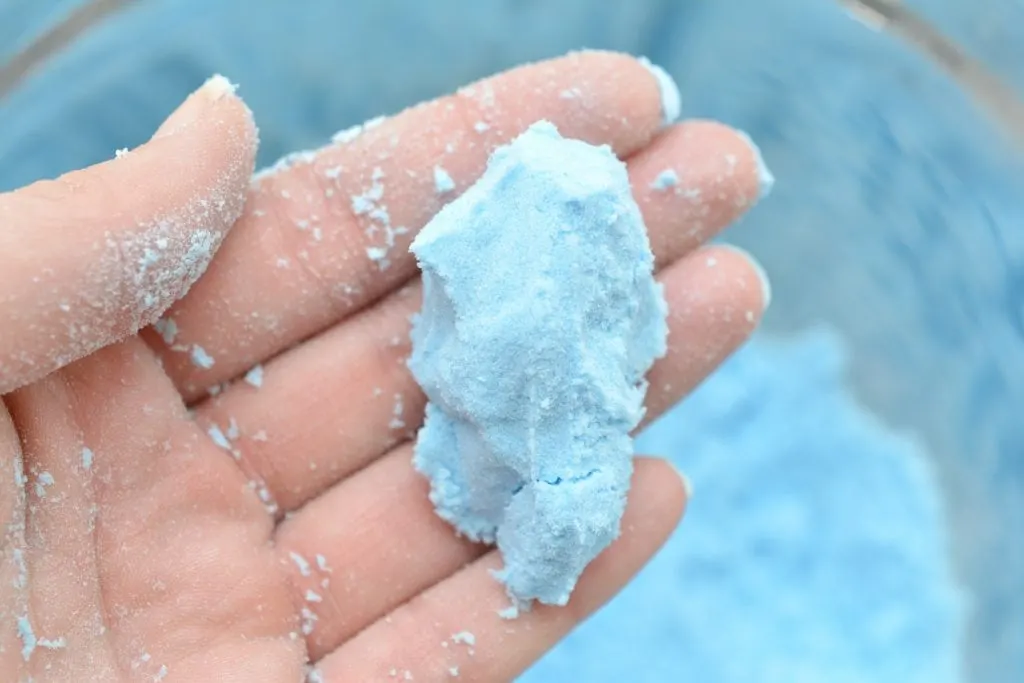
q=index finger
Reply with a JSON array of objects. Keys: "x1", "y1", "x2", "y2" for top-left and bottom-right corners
[{"x1": 145, "y1": 51, "x2": 680, "y2": 400}]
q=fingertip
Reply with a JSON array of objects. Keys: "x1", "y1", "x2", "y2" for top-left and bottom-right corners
[
  {"x1": 735, "y1": 130, "x2": 775, "y2": 200},
  {"x1": 631, "y1": 456, "x2": 688, "y2": 530},
  {"x1": 715, "y1": 243, "x2": 772, "y2": 313},
  {"x1": 637, "y1": 57, "x2": 682, "y2": 126}
]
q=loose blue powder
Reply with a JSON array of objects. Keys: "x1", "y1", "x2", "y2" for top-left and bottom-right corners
[
  {"x1": 409, "y1": 121, "x2": 667, "y2": 607},
  {"x1": 524, "y1": 329, "x2": 964, "y2": 682}
]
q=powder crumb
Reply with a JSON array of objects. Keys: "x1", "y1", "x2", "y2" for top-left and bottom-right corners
[
  {"x1": 315, "y1": 554, "x2": 332, "y2": 572},
  {"x1": 497, "y1": 605, "x2": 519, "y2": 620},
  {"x1": 434, "y1": 165, "x2": 456, "y2": 195},
  {"x1": 706, "y1": 256, "x2": 718, "y2": 267},
  {"x1": 403, "y1": 671, "x2": 414, "y2": 681},
  {"x1": 17, "y1": 615, "x2": 35, "y2": 661},
  {"x1": 306, "y1": 668, "x2": 325, "y2": 683},
  {"x1": 155, "y1": 665, "x2": 169, "y2": 681},
  {"x1": 190, "y1": 345, "x2": 215, "y2": 369},
  {"x1": 559, "y1": 87, "x2": 582, "y2": 99},
  {"x1": 473, "y1": 121, "x2": 490, "y2": 133},
  {"x1": 449, "y1": 666, "x2": 460, "y2": 677},
  {"x1": 34, "y1": 471, "x2": 55, "y2": 498},
  {"x1": 451, "y1": 631, "x2": 476, "y2": 647},
  {"x1": 207, "y1": 425, "x2": 231, "y2": 451},
  {"x1": 115, "y1": 147, "x2": 130, "y2": 159},
  {"x1": 244, "y1": 365, "x2": 264, "y2": 388},
  {"x1": 81, "y1": 447, "x2": 94, "y2": 471},
  {"x1": 153, "y1": 317, "x2": 178, "y2": 344},
  {"x1": 290, "y1": 551, "x2": 312, "y2": 576},
  {"x1": 651, "y1": 169, "x2": 679, "y2": 191},
  {"x1": 13, "y1": 548, "x2": 27, "y2": 589},
  {"x1": 39, "y1": 636, "x2": 66, "y2": 650},
  {"x1": 305, "y1": 590, "x2": 323, "y2": 603},
  {"x1": 325, "y1": 165, "x2": 343, "y2": 179},
  {"x1": 300, "y1": 607, "x2": 318, "y2": 635},
  {"x1": 389, "y1": 669, "x2": 398, "y2": 678},
  {"x1": 253, "y1": 430, "x2": 268, "y2": 442},
  {"x1": 389, "y1": 394, "x2": 406, "y2": 429},
  {"x1": 226, "y1": 417, "x2": 240, "y2": 441}
]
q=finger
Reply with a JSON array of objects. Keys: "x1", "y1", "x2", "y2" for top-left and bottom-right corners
[
  {"x1": 0, "y1": 75, "x2": 258, "y2": 395},
  {"x1": 309, "y1": 456, "x2": 687, "y2": 682},
  {"x1": 272, "y1": 245, "x2": 766, "y2": 660},
  {"x1": 146, "y1": 51, "x2": 677, "y2": 401},
  {"x1": 192, "y1": 122, "x2": 769, "y2": 514}
]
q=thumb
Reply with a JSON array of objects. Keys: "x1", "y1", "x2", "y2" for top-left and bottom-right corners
[{"x1": 0, "y1": 74, "x2": 258, "y2": 395}]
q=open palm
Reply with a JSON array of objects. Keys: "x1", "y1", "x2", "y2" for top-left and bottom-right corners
[{"x1": 1, "y1": 52, "x2": 768, "y2": 682}]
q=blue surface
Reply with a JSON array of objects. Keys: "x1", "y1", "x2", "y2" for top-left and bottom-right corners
[
  {"x1": 2, "y1": 0, "x2": 1022, "y2": 680},
  {"x1": 525, "y1": 329, "x2": 963, "y2": 683}
]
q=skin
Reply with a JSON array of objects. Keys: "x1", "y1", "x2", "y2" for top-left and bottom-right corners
[{"x1": 0, "y1": 52, "x2": 769, "y2": 682}]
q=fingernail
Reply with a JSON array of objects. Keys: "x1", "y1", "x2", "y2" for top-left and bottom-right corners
[
  {"x1": 664, "y1": 458, "x2": 694, "y2": 499},
  {"x1": 638, "y1": 57, "x2": 681, "y2": 127},
  {"x1": 153, "y1": 74, "x2": 239, "y2": 139},
  {"x1": 719, "y1": 244, "x2": 772, "y2": 311},
  {"x1": 736, "y1": 130, "x2": 775, "y2": 200}
]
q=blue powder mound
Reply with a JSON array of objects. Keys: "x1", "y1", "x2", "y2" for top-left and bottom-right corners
[
  {"x1": 408, "y1": 121, "x2": 667, "y2": 607},
  {"x1": 524, "y1": 328, "x2": 964, "y2": 683}
]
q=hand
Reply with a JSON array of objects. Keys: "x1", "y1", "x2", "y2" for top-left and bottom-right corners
[{"x1": 1, "y1": 52, "x2": 769, "y2": 682}]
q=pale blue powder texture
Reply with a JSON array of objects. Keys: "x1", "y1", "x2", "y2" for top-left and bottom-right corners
[
  {"x1": 524, "y1": 329, "x2": 964, "y2": 682},
  {"x1": 409, "y1": 121, "x2": 668, "y2": 606}
]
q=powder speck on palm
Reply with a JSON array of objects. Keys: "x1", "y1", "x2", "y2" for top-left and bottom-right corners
[{"x1": 408, "y1": 121, "x2": 667, "y2": 607}]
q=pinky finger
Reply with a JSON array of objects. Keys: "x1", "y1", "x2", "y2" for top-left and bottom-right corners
[{"x1": 311, "y1": 456, "x2": 687, "y2": 682}]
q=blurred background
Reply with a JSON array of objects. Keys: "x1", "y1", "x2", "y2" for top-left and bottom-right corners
[{"x1": 2, "y1": 1, "x2": 1021, "y2": 681}]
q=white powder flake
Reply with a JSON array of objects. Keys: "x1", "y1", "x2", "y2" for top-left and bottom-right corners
[
  {"x1": 81, "y1": 447, "x2": 94, "y2": 471},
  {"x1": 34, "y1": 471, "x2": 55, "y2": 498},
  {"x1": 190, "y1": 345, "x2": 215, "y2": 369},
  {"x1": 389, "y1": 394, "x2": 406, "y2": 430},
  {"x1": 300, "y1": 606, "x2": 318, "y2": 635},
  {"x1": 473, "y1": 121, "x2": 490, "y2": 133},
  {"x1": 16, "y1": 615, "x2": 65, "y2": 661},
  {"x1": 152, "y1": 317, "x2": 178, "y2": 344},
  {"x1": 207, "y1": 425, "x2": 231, "y2": 450},
  {"x1": 434, "y1": 166, "x2": 456, "y2": 195},
  {"x1": 244, "y1": 365, "x2": 264, "y2": 388},
  {"x1": 651, "y1": 169, "x2": 679, "y2": 191},
  {"x1": 451, "y1": 631, "x2": 476, "y2": 646},
  {"x1": 12, "y1": 549, "x2": 27, "y2": 589},
  {"x1": 290, "y1": 551, "x2": 312, "y2": 576},
  {"x1": 17, "y1": 615, "x2": 35, "y2": 661}
]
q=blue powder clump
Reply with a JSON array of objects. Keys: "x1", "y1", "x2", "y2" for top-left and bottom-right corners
[
  {"x1": 524, "y1": 328, "x2": 964, "y2": 682},
  {"x1": 409, "y1": 121, "x2": 668, "y2": 607}
]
